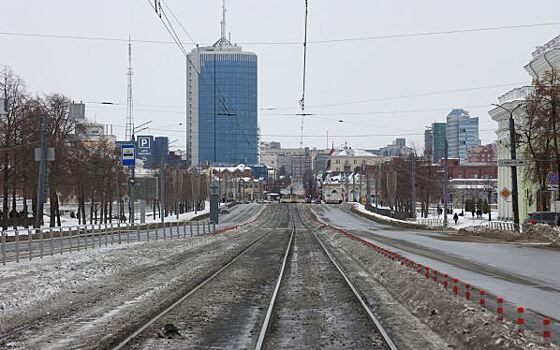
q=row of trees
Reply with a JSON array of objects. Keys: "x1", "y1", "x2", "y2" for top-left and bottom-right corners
[
  {"x1": 521, "y1": 68, "x2": 560, "y2": 211},
  {"x1": 0, "y1": 66, "x2": 131, "y2": 229},
  {"x1": 0, "y1": 66, "x2": 208, "y2": 230}
]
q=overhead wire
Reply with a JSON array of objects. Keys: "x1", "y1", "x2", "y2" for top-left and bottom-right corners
[{"x1": 0, "y1": 21, "x2": 559, "y2": 46}]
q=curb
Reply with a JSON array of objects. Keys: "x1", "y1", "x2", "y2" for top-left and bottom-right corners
[{"x1": 309, "y1": 209, "x2": 556, "y2": 346}]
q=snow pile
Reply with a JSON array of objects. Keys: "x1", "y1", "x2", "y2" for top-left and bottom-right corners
[
  {"x1": 458, "y1": 225, "x2": 522, "y2": 242},
  {"x1": 348, "y1": 203, "x2": 427, "y2": 229},
  {"x1": 320, "y1": 226, "x2": 554, "y2": 349},
  {"x1": 524, "y1": 224, "x2": 560, "y2": 245}
]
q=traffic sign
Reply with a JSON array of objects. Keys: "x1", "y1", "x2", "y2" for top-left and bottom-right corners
[
  {"x1": 499, "y1": 187, "x2": 511, "y2": 200},
  {"x1": 34, "y1": 147, "x2": 55, "y2": 161},
  {"x1": 137, "y1": 136, "x2": 151, "y2": 149},
  {"x1": 0, "y1": 98, "x2": 6, "y2": 114},
  {"x1": 498, "y1": 159, "x2": 527, "y2": 167},
  {"x1": 121, "y1": 144, "x2": 136, "y2": 167}
]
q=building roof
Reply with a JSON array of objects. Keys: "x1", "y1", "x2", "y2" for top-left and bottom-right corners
[{"x1": 332, "y1": 149, "x2": 377, "y2": 157}]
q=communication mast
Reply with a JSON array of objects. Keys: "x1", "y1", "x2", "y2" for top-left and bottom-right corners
[{"x1": 125, "y1": 37, "x2": 134, "y2": 141}]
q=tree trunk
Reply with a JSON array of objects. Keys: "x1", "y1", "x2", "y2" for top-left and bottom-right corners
[
  {"x1": 90, "y1": 191, "x2": 94, "y2": 225},
  {"x1": 2, "y1": 154, "x2": 9, "y2": 230},
  {"x1": 55, "y1": 194, "x2": 61, "y2": 227},
  {"x1": 50, "y1": 191, "x2": 56, "y2": 227}
]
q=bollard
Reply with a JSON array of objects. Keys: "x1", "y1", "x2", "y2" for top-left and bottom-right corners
[
  {"x1": 163, "y1": 223, "x2": 167, "y2": 240},
  {"x1": 137, "y1": 224, "x2": 140, "y2": 242},
  {"x1": 155, "y1": 223, "x2": 159, "y2": 241},
  {"x1": 118, "y1": 223, "x2": 122, "y2": 244},
  {"x1": 464, "y1": 283, "x2": 471, "y2": 301},
  {"x1": 452, "y1": 278, "x2": 459, "y2": 296},
  {"x1": 443, "y1": 274, "x2": 448, "y2": 289},
  {"x1": 497, "y1": 297, "x2": 504, "y2": 321},
  {"x1": 543, "y1": 318, "x2": 551, "y2": 346},
  {"x1": 147, "y1": 223, "x2": 150, "y2": 242},
  {"x1": 190, "y1": 222, "x2": 193, "y2": 237},
  {"x1": 516, "y1": 306, "x2": 525, "y2": 333},
  {"x1": 432, "y1": 270, "x2": 438, "y2": 283},
  {"x1": 479, "y1": 289, "x2": 486, "y2": 307},
  {"x1": 197, "y1": 221, "x2": 200, "y2": 236}
]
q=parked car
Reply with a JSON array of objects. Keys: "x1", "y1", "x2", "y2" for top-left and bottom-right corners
[{"x1": 524, "y1": 212, "x2": 560, "y2": 226}]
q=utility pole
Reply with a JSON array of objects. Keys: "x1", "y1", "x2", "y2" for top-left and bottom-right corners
[
  {"x1": 443, "y1": 139, "x2": 449, "y2": 227},
  {"x1": 35, "y1": 114, "x2": 49, "y2": 228},
  {"x1": 493, "y1": 103, "x2": 523, "y2": 228},
  {"x1": 175, "y1": 169, "x2": 179, "y2": 220},
  {"x1": 375, "y1": 162, "x2": 380, "y2": 209},
  {"x1": 126, "y1": 38, "x2": 136, "y2": 225},
  {"x1": 411, "y1": 152, "x2": 417, "y2": 219},
  {"x1": 160, "y1": 152, "x2": 165, "y2": 223},
  {"x1": 116, "y1": 171, "x2": 121, "y2": 223}
]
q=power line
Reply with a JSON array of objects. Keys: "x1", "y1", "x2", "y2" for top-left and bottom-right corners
[
  {"x1": 1, "y1": 21, "x2": 558, "y2": 46},
  {"x1": 85, "y1": 82, "x2": 522, "y2": 113}
]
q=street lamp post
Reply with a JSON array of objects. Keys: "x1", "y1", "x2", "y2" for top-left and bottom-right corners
[
  {"x1": 129, "y1": 121, "x2": 153, "y2": 224},
  {"x1": 492, "y1": 103, "x2": 524, "y2": 228}
]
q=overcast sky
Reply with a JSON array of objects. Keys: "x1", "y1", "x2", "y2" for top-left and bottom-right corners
[{"x1": 2, "y1": 0, "x2": 560, "y2": 151}]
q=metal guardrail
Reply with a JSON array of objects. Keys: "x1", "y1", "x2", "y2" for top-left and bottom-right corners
[
  {"x1": 416, "y1": 218, "x2": 444, "y2": 227},
  {"x1": 0, "y1": 219, "x2": 215, "y2": 266},
  {"x1": 488, "y1": 221, "x2": 518, "y2": 232}
]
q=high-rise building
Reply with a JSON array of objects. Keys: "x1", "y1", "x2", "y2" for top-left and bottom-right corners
[
  {"x1": 424, "y1": 127, "x2": 433, "y2": 160},
  {"x1": 186, "y1": 3, "x2": 258, "y2": 166},
  {"x1": 431, "y1": 122, "x2": 447, "y2": 164},
  {"x1": 446, "y1": 109, "x2": 480, "y2": 160}
]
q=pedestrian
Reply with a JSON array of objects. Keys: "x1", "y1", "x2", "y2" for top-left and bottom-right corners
[
  {"x1": 471, "y1": 209, "x2": 475, "y2": 218},
  {"x1": 453, "y1": 212, "x2": 459, "y2": 225}
]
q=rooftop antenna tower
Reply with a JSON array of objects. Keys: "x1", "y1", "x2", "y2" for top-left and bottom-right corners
[
  {"x1": 221, "y1": 0, "x2": 227, "y2": 40},
  {"x1": 125, "y1": 36, "x2": 134, "y2": 141}
]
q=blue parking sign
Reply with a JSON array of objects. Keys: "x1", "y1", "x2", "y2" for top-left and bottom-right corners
[{"x1": 121, "y1": 144, "x2": 136, "y2": 167}]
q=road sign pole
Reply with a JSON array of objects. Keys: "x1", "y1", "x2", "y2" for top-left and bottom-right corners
[
  {"x1": 509, "y1": 113, "x2": 520, "y2": 228},
  {"x1": 35, "y1": 114, "x2": 48, "y2": 228}
]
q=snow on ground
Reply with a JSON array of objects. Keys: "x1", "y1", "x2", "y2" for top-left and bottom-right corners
[
  {"x1": 1, "y1": 202, "x2": 210, "y2": 236},
  {"x1": 352, "y1": 202, "x2": 501, "y2": 230}
]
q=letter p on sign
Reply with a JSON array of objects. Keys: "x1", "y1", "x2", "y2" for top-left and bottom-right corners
[{"x1": 138, "y1": 136, "x2": 151, "y2": 149}]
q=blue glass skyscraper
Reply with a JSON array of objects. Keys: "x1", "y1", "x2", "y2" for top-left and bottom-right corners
[{"x1": 186, "y1": 5, "x2": 258, "y2": 166}]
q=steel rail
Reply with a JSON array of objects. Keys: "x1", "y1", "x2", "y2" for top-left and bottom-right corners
[
  {"x1": 111, "y1": 204, "x2": 286, "y2": 350},
  {"x1": 296, "y1": 205, "x2": 399, "y2": 350},
  {"x1": 254, "y1": 206, "x2": 296, "y2": 350}
]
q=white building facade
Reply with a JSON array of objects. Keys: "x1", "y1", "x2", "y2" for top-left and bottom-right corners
[{"x1": 489, "y1": 35, "x2": 560, "y2": 221}]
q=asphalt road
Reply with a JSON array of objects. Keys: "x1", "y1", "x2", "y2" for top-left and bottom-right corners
[{"x1": 310, "y1": 204, "x2": 560, "y2": 326}]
